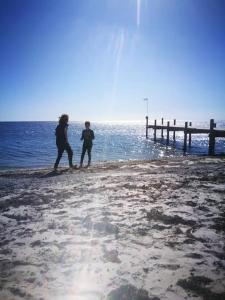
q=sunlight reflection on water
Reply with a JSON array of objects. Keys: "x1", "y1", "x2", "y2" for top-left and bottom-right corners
[{"x1": 0, "y1": 121, "x2": 224, "y2": 168}]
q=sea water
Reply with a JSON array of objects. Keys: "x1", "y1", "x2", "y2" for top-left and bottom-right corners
[{"x1": 0, "y1": 121, "x2": 224, "y2": 169}]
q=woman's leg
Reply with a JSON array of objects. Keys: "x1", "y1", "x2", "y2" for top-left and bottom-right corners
[
  {"x1": 54, "y1": 146, "x2": 64, "y2": 169},
  {"x1": 65, "y1": 143, "x2": 73, "y2": 167}
]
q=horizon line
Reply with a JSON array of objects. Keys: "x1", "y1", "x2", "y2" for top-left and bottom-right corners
[{"x1": 0, "y1": 119, "x2": 146, "y2": 123}]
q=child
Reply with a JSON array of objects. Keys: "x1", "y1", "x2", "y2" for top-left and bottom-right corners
[
  {"x1": 54, "y1": 114, "x2": 74, "y2": 170},
  {"x1": 80, "y1": 121, "x2": 95, "y2": 167}
]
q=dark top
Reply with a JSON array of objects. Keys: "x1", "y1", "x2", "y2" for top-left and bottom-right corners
[
  {"x1": 81, "y1": 129, "x2": 95, "y2": 147},
  {"x1": 55, "y1": 124, "x2": 68, "y2": 145}
]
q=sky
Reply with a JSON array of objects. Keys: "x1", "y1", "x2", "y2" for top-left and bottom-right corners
[{"x1": 0, "y1": 0, "x2": 225, "y2": 122}]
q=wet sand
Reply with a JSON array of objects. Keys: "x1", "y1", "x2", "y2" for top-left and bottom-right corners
[{"x1": 0, "y1": 157, "x2": 225, "y2": 300}]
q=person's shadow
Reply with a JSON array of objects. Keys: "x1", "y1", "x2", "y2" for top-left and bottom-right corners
[
  {"x1": 41, "y1": 168, "x2": 70, "y2": 178},
  {"x1": 41, "y1": 165, "x2": 79, "y2": 178}
]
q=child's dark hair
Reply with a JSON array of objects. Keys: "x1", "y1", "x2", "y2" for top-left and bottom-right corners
[
  {"x1": 59, "y1": 114, "x2": 69, "y2": 125},
  {"x1": 85, "y1": 121, "x2": 90, "y2": 127}
]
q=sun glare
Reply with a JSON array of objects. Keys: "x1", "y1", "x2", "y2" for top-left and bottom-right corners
[{"x1": 136, "y1": 0, "x2": 141, "y2": 27}]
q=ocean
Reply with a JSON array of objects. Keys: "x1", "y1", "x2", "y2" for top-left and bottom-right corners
[{"x1": 0, "y1": 120, "x2": 224, "y2": 169}]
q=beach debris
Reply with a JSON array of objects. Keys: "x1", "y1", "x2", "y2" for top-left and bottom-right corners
[
  {"x1": 210, "y1": 212, "x2": 225, "y2": 232},
  {"x1": 146, "y1": 209, "x2": 196, "y2": 226},
  {"x1": 94, "y1": 221, "x2": 119, "y2": 235},
  {"x1": 143, "y1": 267, "x2": 149, "y2": 273},
  {"x1": 185, "y1": 200, "x2": 197, "y2": 207},
  {"x1": 177, "y1": 275, "x2": 225, "y2": 300},
  {"x1": 156, "y1": 263, "x2": 180, "y2": 270},
  {"x1": 82, "y1": 215, "x2": 93, "y2": 229},
  {"x1": 137, "y1": 227, "x2": 149, "y2": 235},
  {"x1": 178, "y1": 275, "x2": 212, "y2": 288},
  {"x1": 107, "y1": 284, "x2": 160, "y2": 300},
  {"x1": 103, "y1": 247, "x2": 121, "y2": 263},
  {"x1": 3, "y1": 213, "x2": 30, "y2": 221},
  {"x1": 82, "y1": 216, "x2": 119, "y2": 235},
  {"x1": 152, "y1": 224, "x2": 171, "y2": 231},
  {"x1": 174, "y1": 227, "x2": 183, "y2": 234},
  {"x1": 184, "y1": 253, "x2": 203, "y2": 259},
  {"x1": 30, "y1": 240, "x2": 42, "y2": 247},
  {"x1": 185, "y1": 228, "x2": 206, "y2": 243},
  {"x1": 8, "y1": 287, "x2": 29, "y2": 298}
]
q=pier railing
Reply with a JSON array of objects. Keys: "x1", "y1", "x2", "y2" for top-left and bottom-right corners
[{"x1": 145, "y1": 117, "x2": 225, "y2": 155}]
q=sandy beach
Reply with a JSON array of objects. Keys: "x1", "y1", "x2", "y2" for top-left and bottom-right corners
[{"x1": 0, "y1": 156, "x2": 225, "y2": 300}]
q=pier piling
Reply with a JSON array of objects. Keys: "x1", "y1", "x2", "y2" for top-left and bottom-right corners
[
  {"x1": 154, "y1": 120, "x2": 157, "y2": 142},
  {"x1": 173, "y1": 119, "x2": 176, "y2": 141},
  {"x1": 189, "y1": 122, "x2": 192, "y2": 146},
  {"x1": 167, "y1": 121, "x2": 170, "y2": 145},
  {"x1": 146, "y1": 116, "x2": 148, "y2": 139},
  {"x1": 183, "y1": 122, "x2": 188, "y2": 153},
  {"x1": 209, "y1": 119, "x2": 216, "y2": 155}
]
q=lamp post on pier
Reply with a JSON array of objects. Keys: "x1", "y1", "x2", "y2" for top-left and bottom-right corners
[{"x1": 143, "y1": 98, "x2": 149, "y2": 117}]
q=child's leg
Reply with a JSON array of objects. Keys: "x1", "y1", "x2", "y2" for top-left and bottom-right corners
[
  {"x1": 87, "y1": 146, "x2": 92, "y2": 165},
  {"x1": 80, "y1": 145, "x2": 87, "y2": 166},
  {"x1": 65, "y1": 143, "x2": 73, "y2": 167}
]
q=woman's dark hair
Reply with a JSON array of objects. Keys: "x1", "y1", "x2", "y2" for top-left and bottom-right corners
[
  {"x1": 85, "y1": 121, "x2": 90, "y2": 127},
  {"x1": 59, "y1": 114, "x2": 69, "y2": 125}
]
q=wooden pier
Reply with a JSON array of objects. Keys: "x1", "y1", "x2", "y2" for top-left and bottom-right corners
[{"x1": 145, "y1": 117, "x2": 225, "y2": 155}]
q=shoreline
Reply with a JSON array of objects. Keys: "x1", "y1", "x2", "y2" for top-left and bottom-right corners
[
  {"x1": 0, "y1": 154, "x2": 218, "y2": 174},
  {"x1": 0, "y1": 156, "x2": 225, "y2": 299}
]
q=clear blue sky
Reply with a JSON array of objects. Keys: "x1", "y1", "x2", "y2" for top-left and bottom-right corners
[{"x1": 0, "y1": 0, "x2": 225, "y2": 121}]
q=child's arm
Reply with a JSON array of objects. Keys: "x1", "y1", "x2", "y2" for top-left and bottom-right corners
[{"x1": 91, "y1": 130, "x2": 95, "y2": 140}]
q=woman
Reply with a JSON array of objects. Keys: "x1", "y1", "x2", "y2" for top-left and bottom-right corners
[{"x1": 54, "y1": 114, "x2": 73, "y2": 170}]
